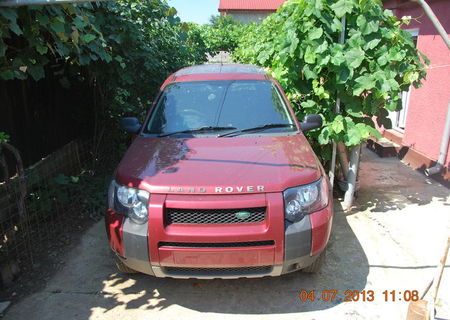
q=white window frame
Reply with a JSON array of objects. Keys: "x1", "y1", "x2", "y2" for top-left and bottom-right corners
[{"x1": 388, "y1": 28, "x2": 419, "y2": 132}]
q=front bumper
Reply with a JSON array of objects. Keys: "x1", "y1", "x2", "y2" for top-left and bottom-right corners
[{"x1": 105, "y1": 192, "x2": 332, "y2": 279}]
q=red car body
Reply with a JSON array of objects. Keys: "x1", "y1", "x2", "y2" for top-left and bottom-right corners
[{"x1": 105, "y1": 64, "x2": 333, "y2": 279}]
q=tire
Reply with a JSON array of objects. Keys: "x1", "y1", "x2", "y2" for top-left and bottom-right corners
[
  {"x1": 115, "y1": 258, "x2": 138, "y2": 274},
  {"x1": 302, "y1": 249, "x2": 325, "y2": 273}
]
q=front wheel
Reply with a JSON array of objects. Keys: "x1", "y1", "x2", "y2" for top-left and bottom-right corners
[
  {"x1": 302, "y1": 249, "x2": 326, "y2": 273},
  {"x1": 115, "y1": 258, "x2": 138, "y2": 274}
]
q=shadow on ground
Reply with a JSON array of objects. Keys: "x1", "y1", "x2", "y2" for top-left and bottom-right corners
[
  {"x1": 100, "y1": 206, "x2": 366, "y2": 314},
  {"x1": 3, "y1": 201, "x2": 368, "y2": 319}
]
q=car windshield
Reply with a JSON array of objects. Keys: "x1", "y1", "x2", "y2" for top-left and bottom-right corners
[{"x1": 145, "y1": 80, "x2": 296, "y2": 136}]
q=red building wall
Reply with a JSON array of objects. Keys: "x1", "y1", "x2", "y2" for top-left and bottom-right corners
[{"x1": 383, "y1": 0, "x2": 450, "y2": 182}]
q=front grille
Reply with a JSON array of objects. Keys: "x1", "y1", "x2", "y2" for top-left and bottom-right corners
[
  {"x1": 163, "y1": 266, "x2": 272, "y2": 276},
  {"x1": 166, "y1": 207, "x2": 266, "y2": 224},
  {"x1": 159, "y1": 240, "x2": 275, "y2": 248}
]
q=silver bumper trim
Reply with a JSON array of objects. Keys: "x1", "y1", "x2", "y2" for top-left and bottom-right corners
[{"x1": 151, "y1": 265, "x2": 283, "y2": 279}]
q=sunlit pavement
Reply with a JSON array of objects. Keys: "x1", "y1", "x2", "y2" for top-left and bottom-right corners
[{"x1": 3, "y1": 148, "x2": 450, "y2": 320}]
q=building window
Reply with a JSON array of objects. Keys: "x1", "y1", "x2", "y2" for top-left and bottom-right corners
[{"x1": 388, "y1": 28, "x2": 419, "y2": 131}]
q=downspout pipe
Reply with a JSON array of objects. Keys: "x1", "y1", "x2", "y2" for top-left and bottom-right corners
[
  {"x1": 411, "y1": 0, "x2": 450, "y2": 50},
  {"x1": 412, "y1": 0, "x2": 450, "y2": 177},
  {"x1": 410, "y1": 0, "x2": 450, "y2": 177},
  {"x1": 425, "y1": 101, "x2": 450, "y2": 176}
]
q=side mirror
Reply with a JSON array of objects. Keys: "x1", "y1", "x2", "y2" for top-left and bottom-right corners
[
  {"x1": 301, "y1": 114, "x2": 323, "y2": 132},
  {"x1": 120, "y1": 117, "x2": 141, "y2": 134}
]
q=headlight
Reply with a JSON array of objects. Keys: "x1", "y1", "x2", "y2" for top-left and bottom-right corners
[
  {"x1": 283, "y1": 178, "x2": 329, "y2": 223},
  {"x1": 108, "y1": 181, "x2": 150, "y2": 224}
]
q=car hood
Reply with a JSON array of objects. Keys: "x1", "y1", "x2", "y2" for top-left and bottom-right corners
[{"x1": 115, "y1": 134, "x2": 322, "y2": 194}]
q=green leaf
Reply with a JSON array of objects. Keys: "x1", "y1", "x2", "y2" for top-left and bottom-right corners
[
  {"x1": 103, "y1": 53, "x2": 112, "y2": 63},
  {"x1": 0, "y1": 8, "x2": 18, "y2": 22},
  {"x1": 36, "y1": 13, "x2": 50, "y2": 25},
  {"x1": 331, "y1": 116, "x2": 345, "y2": 134},
  {"x1": 386, "y1": 99, "x2": 401, "y2": 111},
  {"x1": 289, "y1": 35, "x2": 299, "y2": 54},
  {"x1": 331, "y1": 51, "x2": 345, "y2": 66},
  {"x1": 345, "y1": 127, "x2": 362, "y2": 146},
  {"x1": 336, "y1": 66, "x2": 352, "y2": 84},
  {"x1": 56, "y1": 32, "x2": 69, "y2": 42},
  {"x1": 53, "y1": 174, "x2": 69, "y2": 185},
  {"x1": 377, "y1": 54, "x2": 388, "y2": 66},
  {"x1": 401, "y1": 15, "x2": 411, "y2": 25},
  {"x1": 0, "y1": 69, "x2": 15, "y2": 80},
  {"x1": 301, "y1": 100, "x2": 316, "y2": 109},
  {"x1": 366, "y1": 126, "x2": 382, "y2": 140},
  {"x1": 304, "y1": 46, "x2": 316, "y2": 64},
  {"x1": 71, "y1": 29, "x2": 80, "y2": 45},
  {"x1": 73, "y1": 16, "x2": 88, "y2": 29},
  {"x1": 0, "y1": 132, "x2": 10, "y2": 143},
  {"x1": 330, "y1": 0, "x2": 354, "y2": 18},
  {"x1": 362, "y1": 21, "x2": 379, "y2": 35},
  {"x1": 50, "y1": 21, "x2": 65, "y2": 33},
  {"x1": 318, "y1": 127, "x2": 331, "y2": 145},
  {"x1": 355, "y1": 123, "x2": 372, "y2": 139},
  {"x1": 330, "y1": 17, "x2": 343, "y2": 32},
  {"x1": 308, "y1": 27, "x2": 323, "y2": 40},
  {"x1": 365, "y1": 38, "x2": 381, "y2": 50},
  {"x1": 345, "y1": 103, "x2": 363, "y2": 117},
  {"x1": 345, "y1": 47, "x2": 365, "y2": 69},
  {"x1": 388, "y1": 47, "x2": 405, "y2": 61},
  {"x1": 315, "y1": 40, "x2": 328, "y2": 54},
  {"x1": 303, "y1": 64, "x2": 317, "y2": 79},
  {"x1": 36, "y1": 44, "x2": 48, "y2": 55},
  {"x1": 27, "y1": 65, "x2": 45, "y2": 81},
  {"x1": 81, "y1": 34, "x2": 96, "y2": 43},
  {"x1": 353, "y1": 75, "x2": 376, "y2": 95},
  {"x1": 403, "y1": 71, "x2": 419, "y2": 84},
  {"x1": 420, "y1": 52, "x2": 430, "y2": 65},
  {"x1": 384, "y1": 9, "x2": 394, "y2": 17},
  {"x1": 9, "y1": 22, "x2": 23, "y2": 36},
  {"x1": 356, "y1": 15, "x2": 366, "y2": 28}
]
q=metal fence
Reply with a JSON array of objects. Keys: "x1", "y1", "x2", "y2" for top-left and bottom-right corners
[{"x1": 0, "y1": 140, "x2": 108, "y2": 286}]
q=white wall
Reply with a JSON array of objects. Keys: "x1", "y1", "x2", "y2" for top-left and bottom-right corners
[{"x1": 227, "y1": 11, "x2": 273, "y2": 24}]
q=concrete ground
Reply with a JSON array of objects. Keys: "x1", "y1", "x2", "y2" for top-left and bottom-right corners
[{"x1": 3, "y1": 148, "x2": 450, "y2": 320}]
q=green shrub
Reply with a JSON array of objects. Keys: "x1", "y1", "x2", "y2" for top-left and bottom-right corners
[{"x1": 233, "y1": 0, "x2": 428, "y2": 159}]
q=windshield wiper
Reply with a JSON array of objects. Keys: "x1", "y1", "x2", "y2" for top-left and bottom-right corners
[
  {"x1": 218, "y1": 124, "x2": 296, "y2": 137},
  {"x1": 158, "y1": 126, "x2": 237, "y2": 137}
]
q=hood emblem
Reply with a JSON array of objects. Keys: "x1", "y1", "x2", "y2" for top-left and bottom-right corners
[
  {"x1": 235, "y1": 211, "x2": 251, "y2": 220},
  {"x1": 167, "y1": 186, "x2": 265, "y2": 193}
]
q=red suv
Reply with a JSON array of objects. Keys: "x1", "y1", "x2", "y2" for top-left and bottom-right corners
[{"x1": 105, "y1": 64, "x2": 333, "y2": 279}]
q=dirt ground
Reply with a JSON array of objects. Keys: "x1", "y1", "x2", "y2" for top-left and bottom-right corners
[{"x1": 2, "y1": 148, "x2": 449, "y2": 320}]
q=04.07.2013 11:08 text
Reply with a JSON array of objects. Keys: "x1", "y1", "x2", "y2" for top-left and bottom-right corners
[{"x1": 299, "y1": 290, "x2": 420, "y2": 302}]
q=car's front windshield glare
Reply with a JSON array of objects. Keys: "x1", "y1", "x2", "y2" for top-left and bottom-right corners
[{"x1": 145, "y1": 80, "x2": 295, "y2": 136}]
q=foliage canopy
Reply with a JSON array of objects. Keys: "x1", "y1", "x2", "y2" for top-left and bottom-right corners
[
  {"x1": 0, "y1": 0, "x2": 209, "y2": 143},
  {"x1": 233, "y1": 0, "x2": 428, "y2": 157},
  {"x1": 200, "y1": 15, "x2": 244, "y2": 54}
]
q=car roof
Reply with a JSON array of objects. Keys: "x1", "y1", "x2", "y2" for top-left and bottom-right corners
[
  {"x1": 175, "y1": 64, "x2": 266, "y2": 76},
  {"x1": 161, "y1": 64, "x2": 269, "y2": 88}
]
